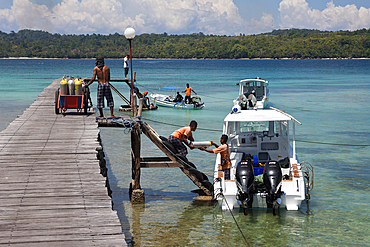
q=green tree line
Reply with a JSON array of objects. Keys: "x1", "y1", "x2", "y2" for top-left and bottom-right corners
[{"x1": 1, "y1": 28, "x2": 370, "y2": 59}]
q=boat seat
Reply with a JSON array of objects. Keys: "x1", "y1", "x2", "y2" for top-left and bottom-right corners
[{"x1": 255, "y1": 87, "x2": 264, "y2": 100}]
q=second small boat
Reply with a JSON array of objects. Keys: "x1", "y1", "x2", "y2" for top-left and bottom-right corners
[{"x1": 151, "y1": 86, "x2": 205, "y2": 109}]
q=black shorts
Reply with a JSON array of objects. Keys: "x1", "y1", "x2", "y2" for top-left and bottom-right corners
[{"x1": 223, "y1": 168, "x2": 230, "y2": 180}]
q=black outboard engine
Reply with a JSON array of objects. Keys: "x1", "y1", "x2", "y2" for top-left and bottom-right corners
[
  {"x1": 263, "y1": 161, "x2": 283, "y2": 213},
  {"x1": 191, "y1": 96, "x2": 204, "y2": 108},
  {"x1": 236, "y1": 155, "x2": 255, "y2": 211}
]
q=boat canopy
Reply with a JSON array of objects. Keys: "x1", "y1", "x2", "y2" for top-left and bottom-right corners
[
  {"x1": 224, "y1": 109, "x2": 292, "y2": 123},
  {"x1": 238, "y1": 78, "x2": 269, "y2": 100},
  {"x1": 160, "y1": 86, "x2": 181, "y2": 90},
  {"x1": 240, "y1": 78, "x2": 268, "y2": 86}
]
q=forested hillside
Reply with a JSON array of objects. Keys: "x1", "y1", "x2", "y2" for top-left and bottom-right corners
[{"x1": 1, "y1": 28, "x2": 370, "y2": 59}]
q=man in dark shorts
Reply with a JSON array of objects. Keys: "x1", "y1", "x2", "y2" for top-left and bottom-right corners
[
  {"x1": 86, "y1": 56, "x2": 115, "y2": 119},
  {"x1": 168, "y1": 120, "x2": 197, "y2": 157},
  {"x1": 182, "y1": 83, "x2": 197, "y2": 104},
  {"x1": 200, "y1": 134, "x2": 231, "y2": 180},
  {"x1": 124, "y1": 55, "x2": 129, "y2": 79}
]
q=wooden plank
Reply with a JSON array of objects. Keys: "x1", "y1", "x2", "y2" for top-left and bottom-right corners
[
  {"x1": 140, "y1": 162, "x2": 181, "y2": 168},
  {"x1": 140, "y1": 156, "x2": 181, "y2": 168},
  {"x1": 0, "y1": 78, "x2": 126, "y2": 246},
  {"x1": 140, "y1": 156, "x2": 172, "y2": 162}
]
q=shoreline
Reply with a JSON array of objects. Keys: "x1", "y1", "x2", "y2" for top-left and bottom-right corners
[{"x1": 2, "y1": 57, "x2": 370, "y2": 60}]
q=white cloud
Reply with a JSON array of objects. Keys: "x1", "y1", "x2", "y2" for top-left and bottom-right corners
[
  {"x1": 248, "y1": 13, "x2": 274, "y2": 34},
  {"x1": 0, "y1": 0, "x2": 274, "y2": 35},
  {"x1": 279, "y1": 0, "x2": 370, "y2": 31},
  {"x1": 1, "y1": 0, "x2": 370, "y2": 35},
  {"x1": 0, "y1": 8, "x2": 17, "y2": 31}
]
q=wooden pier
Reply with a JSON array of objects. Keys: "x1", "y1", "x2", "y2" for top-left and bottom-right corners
[{"x1": 0, "y1": 79, "x2": 126, "y2": 246}]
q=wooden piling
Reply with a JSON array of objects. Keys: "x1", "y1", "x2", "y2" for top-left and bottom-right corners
[{"x1": 129, "y1": 92, "x2": 145, "y2": 203}]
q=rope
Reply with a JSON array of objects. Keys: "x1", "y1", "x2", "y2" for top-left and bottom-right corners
[
  {"x1": 269, "y1": 101, "x2": 314, "y2": 112},
  {"x1": 110, "y1": 118, "x2": 139, "y2": 134},
  {"x1": 144, "y1": 118, "x2": 221, "y2": 132},
  {"x1": 143, "y1": 118, "x2": 370, "y2": 147},
  {"x1": 295, "y1": 139, "x2": 370, "y2": 147},
  {"x1": 216, "y1": 192, "x2": 250, "y2": 247}
]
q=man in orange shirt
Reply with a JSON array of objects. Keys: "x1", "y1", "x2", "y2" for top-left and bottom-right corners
[
  {"x1": 200, "y1": 135, "x2": 231, "y2": 180},
  {"x1": 182, "y1": 83, "x2": 197, "y2": 104},
  {"x1": 168, "y1": 120, "x2": 197, "y2": 157}
]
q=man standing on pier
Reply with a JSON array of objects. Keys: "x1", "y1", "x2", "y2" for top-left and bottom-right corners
[
  {"x1": 85, "y1": 56, "x2": 115, "y2": 119},
  {"x1": 124, "y1": 54, "x2": 129, "y2": 79},
  {"x1": 168, "y1": 120, "x2": 197, "y2": 157}
]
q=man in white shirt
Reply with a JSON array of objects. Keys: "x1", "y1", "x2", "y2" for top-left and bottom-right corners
[{"x1": 124, "y1": 55, "x2": 129, "y2": 79}]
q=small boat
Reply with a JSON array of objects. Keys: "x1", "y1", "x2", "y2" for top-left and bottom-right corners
[
  {"x1": 213, "y1": 107, "x2": 313, "y2": 213},
  {"x1": 233, "y1": 77, "x2": 269, "y2": 110},
  {"x1": 150, "y1": 86, "x2": 205, "y2": 109}
]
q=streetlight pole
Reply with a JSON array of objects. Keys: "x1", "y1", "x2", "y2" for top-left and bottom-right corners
[
  {"x1": 124, "y1": 27, "x2": 136, "y2": 117},
  {"x1": 124, "y1": 28, "x2": 144, "y2": 202}
]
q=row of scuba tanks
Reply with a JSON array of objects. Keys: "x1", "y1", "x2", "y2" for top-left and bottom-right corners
[{"x1": 60, "y1": 76, "x2": 84, "y2": 95}]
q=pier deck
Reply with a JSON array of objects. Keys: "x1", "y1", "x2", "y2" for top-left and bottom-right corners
[{"x1": 0, "y1": 79, "x2": 126, "y2": 246}]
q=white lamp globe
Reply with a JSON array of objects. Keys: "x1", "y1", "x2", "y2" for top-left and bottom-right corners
[{"x1": 124, "y1": 28, "x2": 136, "y2": 40}]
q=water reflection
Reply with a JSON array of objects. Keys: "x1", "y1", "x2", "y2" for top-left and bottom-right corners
[
  {"x1": 125, "y1": 194, "x2": 316, "y2": 246},
  {"x1": 212, "y1": 207, "x2": 312, "y2": 246}
]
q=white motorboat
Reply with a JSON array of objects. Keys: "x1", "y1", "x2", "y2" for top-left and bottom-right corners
[
  {"x1": 213, "y1": 107, "x2": 313, "y2": 213},
  {"x1": 150, "y1": 86, "x2": 204, "y2": 109},
  {"x1": 233, "y1": 77, "x2": 269, "y2": 110}
]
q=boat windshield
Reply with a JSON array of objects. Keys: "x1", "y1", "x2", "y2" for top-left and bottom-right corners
[
  {"x1": 226, "y1": 121, "x2": 269, "y2": 135},
  {"x1": 225, "y1": 120, "x2": 289, "y2": 140},
  {"x1": 240, "y1": 121, "x2": 269, "y2": 133},
  {"x1": 240, "y1": 80, "x2": 267, "y2": 94}
]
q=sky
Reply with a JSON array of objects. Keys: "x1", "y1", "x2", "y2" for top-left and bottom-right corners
[{"x1": 0, "y1": 0, "x2": 370, "y2": 36}]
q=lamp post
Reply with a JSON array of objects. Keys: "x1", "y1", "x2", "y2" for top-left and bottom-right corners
[{"x1": 124, "y1": 27, "x2": 136, "y2": 117}]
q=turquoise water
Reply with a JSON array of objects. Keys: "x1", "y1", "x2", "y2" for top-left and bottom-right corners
[{"x1": 1, "y1": 58, "x2": 370, "y2": 246}]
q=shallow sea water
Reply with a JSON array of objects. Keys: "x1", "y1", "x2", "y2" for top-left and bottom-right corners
[{"x1": 1, "y1": 58, "x2": 369, "y2": 246}]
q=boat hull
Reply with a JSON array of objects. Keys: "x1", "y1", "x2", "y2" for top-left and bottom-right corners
[
  {"x1": 151, "y1": 93, "x2": 204, "y2": 109},
  {"x1": 214, "y1": 174, "x2": 305, "y2": 211}
]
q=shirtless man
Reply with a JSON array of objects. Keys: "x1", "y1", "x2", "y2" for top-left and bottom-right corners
[
  {"x1": 85, "y1": 56, "x2": 115, "y2": 119},
  {"x1": 200, "y1": 134, "x2": 231, "y2": 180}
]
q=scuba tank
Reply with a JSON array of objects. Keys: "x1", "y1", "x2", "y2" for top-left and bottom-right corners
[
  {"x1": 68, "y1": 77, "x2": 75, "y2": 95},
  {"x1": 74, "y1": 77, "x2": 83, "y2": 95},
  {"x1": 190, "y1": 141, "x2": 212, "y2": 148},
  {"x1": 60, "y1": 76, "x2": 68, "y2": 95}
]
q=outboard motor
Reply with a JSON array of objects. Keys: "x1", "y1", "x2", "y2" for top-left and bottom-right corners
[
  {"x1": 191, "y1": 96, "x2": 204, "y2": 109},
  {"x1": 263, "y1": 161, "x2": 283, "y2": 214},
  {"x1": 236, "y1": 155, "x2": 255, "y2": 211}
]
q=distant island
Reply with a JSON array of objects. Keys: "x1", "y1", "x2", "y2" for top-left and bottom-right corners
[{"x1": 1, "y1": 28, "x2": 370, "y2": 59}]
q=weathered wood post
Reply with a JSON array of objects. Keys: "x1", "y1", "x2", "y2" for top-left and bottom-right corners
[
  {"x1": 130, "y1": 96, "x2": 145, "y2": 203},
  {"x1": 137, "y1": 98, "x2": 144, "y2": 118}
]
